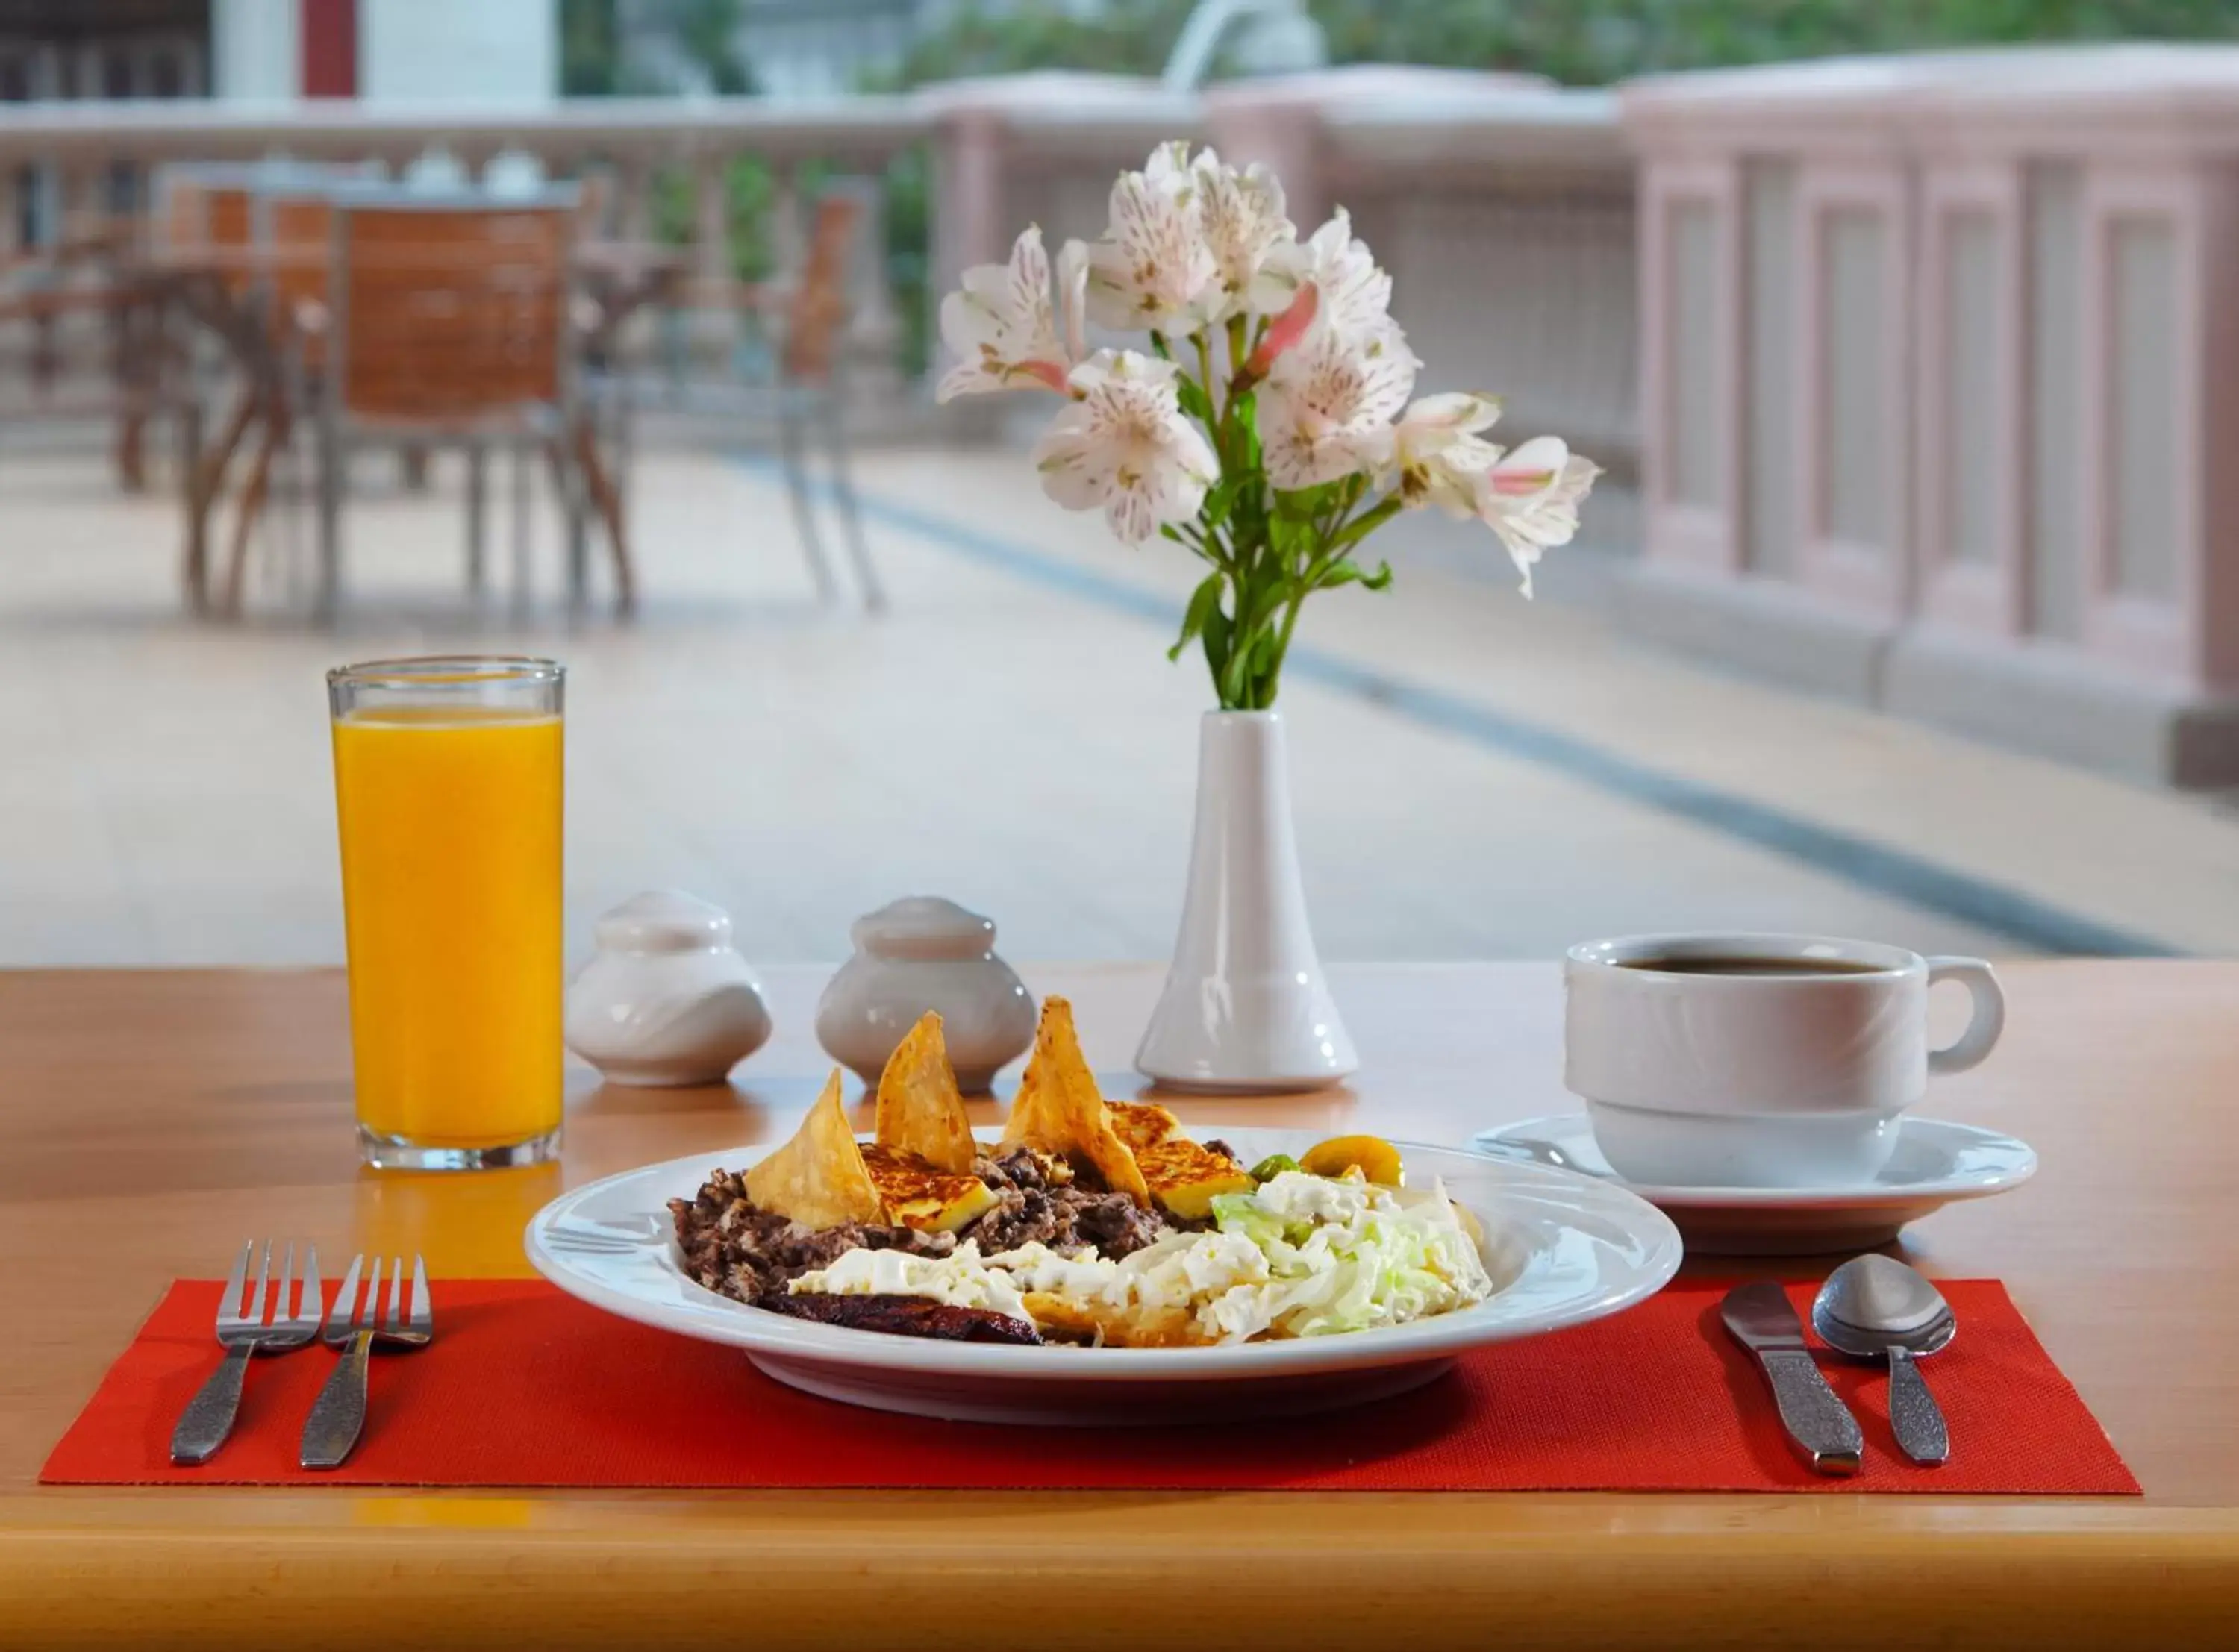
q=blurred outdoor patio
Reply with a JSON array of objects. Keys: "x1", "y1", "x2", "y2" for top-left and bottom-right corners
[
  {"x1": 6, "y1": 427, "x2": 2237, "y2": 971},
  {"x1": 7, "y1": 2, "x2": 2239, "y2": 974}
]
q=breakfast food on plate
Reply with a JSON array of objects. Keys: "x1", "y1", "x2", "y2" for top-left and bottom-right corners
[{"x1": 669, "y1": 999, "x2": 1494, "y2": 1348}]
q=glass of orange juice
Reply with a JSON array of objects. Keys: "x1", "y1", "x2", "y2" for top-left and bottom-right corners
[{"x1": 328, "y1": 657, "x2": 564, "y2": 1170}]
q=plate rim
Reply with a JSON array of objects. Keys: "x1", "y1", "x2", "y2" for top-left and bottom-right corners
[
  {"x1": 1467, "y1": 1113, "x2": 2039, "y2": 1207},
  {"x1": 524, "y1": 1127, "x2": 1683, "y2": 1382}
]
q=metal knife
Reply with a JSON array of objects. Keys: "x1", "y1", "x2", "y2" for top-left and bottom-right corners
[{"x1": 1720, "y1": 1281, "x2": 1864, "y2": 1477}]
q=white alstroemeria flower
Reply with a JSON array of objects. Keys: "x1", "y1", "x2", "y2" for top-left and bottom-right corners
[
  {"x1": 1192, "y1": 148, "x2": 1293, "y2": 325},
  {"x1": 1476, "y1": 439, "x2": 1602, "y2": 596},
  {"x1": 1255, "y1": 208, "x2": 1392, "y2": 340},
  {"x1": 1257, "y1": 319, "x2": 1420, "y2": 490},
  {"x1": 1389, "y1": 392, "x2": 1504, "y2": 517},
  {"x1": 1032, "y1": 349, "x2": 1220, "y2": 544},
  {"x1": 936, "y1": 226, "x2": 1089, "y2": 401},
  {"x1": 1083, "y1": 141, "x2": 1220, "y2": 335}
]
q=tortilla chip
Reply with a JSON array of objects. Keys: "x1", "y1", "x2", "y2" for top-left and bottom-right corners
[
  {"x1": 1000, "y1": 996, "x2": 1151, "y2": 1207},
  {"x1": 746, "y1": 1069, "x2": 884, "y2": 1229},
  {"x1": 872, "y1": 1011, "x2": 976, "y2": 1174}
]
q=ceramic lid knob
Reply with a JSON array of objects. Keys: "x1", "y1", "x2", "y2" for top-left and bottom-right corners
[
  {"x1": 849, "y1": 895, "x2": 998, "y2": 962},
  {"x1": 594, "y1": 889, "x2": 734, "y2": 956}
]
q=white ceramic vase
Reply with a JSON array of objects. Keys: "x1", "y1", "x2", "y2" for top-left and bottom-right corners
[{"x1": 1135, "y1": 710, "x2": 1358, "y2": 1092}]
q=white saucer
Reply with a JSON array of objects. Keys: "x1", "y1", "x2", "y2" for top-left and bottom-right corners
[{"x1": 1468, "y1": 1114, "x2": 2037, "y2": 1256}]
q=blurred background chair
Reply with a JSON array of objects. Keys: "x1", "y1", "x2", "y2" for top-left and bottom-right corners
[
  {"x1": 625, "y1": 183, "x2": 884, "y2": 611},
  {"x1": 0, "y1": 219, "x2": 196, "y2": 498},
  {"x1": 313, "y1": 187, "x2": 633, "y2": 619}
]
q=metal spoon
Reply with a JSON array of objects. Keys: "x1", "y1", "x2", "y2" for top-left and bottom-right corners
[{"x1": 1811, "y1": 1254, "x2": 1955, "y2": 1465}]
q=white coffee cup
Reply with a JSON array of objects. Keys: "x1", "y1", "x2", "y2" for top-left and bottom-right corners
[{"x1": 1564, "y1": 933, "x2": 2005, "y2": 1188}]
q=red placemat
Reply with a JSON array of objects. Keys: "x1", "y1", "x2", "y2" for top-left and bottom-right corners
[{"x1": 42, "y1": 1278, "x2": 2136, "y2": 1494}]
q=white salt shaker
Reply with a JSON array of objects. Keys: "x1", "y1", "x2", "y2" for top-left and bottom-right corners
[
  {"x1": 566, "y1": 891, "x2": 773, "y2": 1087},
  {"x1": 815, "y1": 896, "x2": 1035, "y2": 1092}
]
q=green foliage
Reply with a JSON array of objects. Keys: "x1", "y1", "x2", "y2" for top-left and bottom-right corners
[
  {"x1": 862, "y1": 1, "x2": 1201, "y2": 89},
  {"x1": 869, "y1": 0, "x2": 2239, "y2": 96},
  {"x1": 559, "y1": 0, "x2": 622, "y2": 97},
  {"x1": 676, "y1": 0, "x2": 756, "y2": 96},
  {"x1": 1307, "y1": 0, "x2": 2239, "y2": 86}
]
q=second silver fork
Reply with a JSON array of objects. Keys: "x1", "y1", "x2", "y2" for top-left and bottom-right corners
[
  {"x1": 299, "y1": 1253, "x2": 432, "y2": 1470},
  {"x1": 170, "y1": 1239, "x2": 322, "y2": 1465}
]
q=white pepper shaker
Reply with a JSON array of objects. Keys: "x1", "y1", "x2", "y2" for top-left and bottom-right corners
[
  {"x1": 566, "y1": 891, "x2": 772, "y2": 1087},
  {"x1": 815, "y1": 896, "x2": 1035, "y2": 1092}
]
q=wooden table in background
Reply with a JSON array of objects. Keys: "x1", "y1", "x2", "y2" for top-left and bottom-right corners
[{"x1": 3, "y1": 962, "x2": 2236, "y2": 1648}]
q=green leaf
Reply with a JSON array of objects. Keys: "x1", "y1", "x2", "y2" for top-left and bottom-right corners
[
  {"x1": 1202, "y1": 604, "x2": 1232, "y2": 697},
  {"x1": 1273, "y1": 482, "x2": 1335, "y2": 523},
  {"x1": 1175, "y1": 372, "x2": 1215, "y2": 426},
  {"x1": 1168, "y1": 572, "x2": 1225, "y2": 663},
  {"x1": 1201, "y1": 478, "x2": 1237, "y2": 530},
  {"x1": 1328, "y1": 495, "x2": 1404, "y2": 554},
  {"x1": 1149, "y1": 331, "x2": 1172, "y2": 361},
  {"x1": 1316, "y1": 557, "x2": 1394, "y2": 592}
]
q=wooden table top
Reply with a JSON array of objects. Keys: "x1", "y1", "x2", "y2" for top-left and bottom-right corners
[{"x1": 4, "y1": 961, "x2": 2236, "y2": 1649}]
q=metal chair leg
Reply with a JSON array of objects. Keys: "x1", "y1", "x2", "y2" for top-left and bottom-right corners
[
  {"x1": 571, "y1": 415, "x2": 636, "y2": 617},
  {"x1": 819, "y1": 397, "x2": 884, "y2": 613},
  {"x1": 466, "y1": 441, "x2": 488, "y2": 597},
  {"x1": 221, "y1": 413, "x2": 283, "y2": 619},
  {"x1": 778, "y1": 404, "x2": 837, "y2": 604},
  {"x1": 543, "y1": 434, "x2": 590, "y2": 612},
  {"x1": 315, "y1": 424, "x2": 343, "y2": 624},
  {"x1": 512, "y1": 434, "x2": 534, "y2": 616}
]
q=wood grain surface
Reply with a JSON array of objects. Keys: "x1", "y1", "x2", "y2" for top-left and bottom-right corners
[{"x1": 3, "y1": 962, "x2": 2235, "y2": 1649}]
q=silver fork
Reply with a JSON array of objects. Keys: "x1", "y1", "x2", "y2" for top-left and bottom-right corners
[
  {"x1": 170, "y1": 1240, "x2": 322, "y2": 1465},
  {"x1": 299, "y1": 1254, "x2": 432, "y2": 1470}
]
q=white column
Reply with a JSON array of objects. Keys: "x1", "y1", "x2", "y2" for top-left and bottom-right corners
[{"x1": 210, "y1": 0, "x2": 299, "y2": 102}]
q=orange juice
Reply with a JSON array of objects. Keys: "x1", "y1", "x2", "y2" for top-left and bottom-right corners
[{"x1": 332, "y1": 707, "x2": 563, "y2": 1155}]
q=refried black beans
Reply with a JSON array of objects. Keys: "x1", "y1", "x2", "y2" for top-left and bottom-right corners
[{"x1": 668, "y1": 1147, "x2": 1175, "y2": 1311}]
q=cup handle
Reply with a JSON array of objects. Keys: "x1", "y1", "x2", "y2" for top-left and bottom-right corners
[{"x1": 1925, "y1": 957, "x2": 2005, "y2": 1075}]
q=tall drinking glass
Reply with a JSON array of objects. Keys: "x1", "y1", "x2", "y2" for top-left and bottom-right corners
[{"x1": 328, "y1": 657, "x2": 564, "y2": 1169}]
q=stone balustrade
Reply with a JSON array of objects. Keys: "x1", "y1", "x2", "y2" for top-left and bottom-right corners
[
  {"x1": 1622, "y1": 46, "x2": 2239, "y2": 786},
  {"x1": 1, "y1": 74, "x2": 1637, "y2": 471},
  {"x1": 0, "y1": 96, "x2": 928, "y2": 392}
]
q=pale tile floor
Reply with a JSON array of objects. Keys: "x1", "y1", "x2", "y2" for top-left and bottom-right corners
[{"x1": 3, "y1": 437, "x2": 2237, "y2": 969}]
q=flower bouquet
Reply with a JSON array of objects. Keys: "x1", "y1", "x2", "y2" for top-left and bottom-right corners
[
  {"x1": 935, "y1": 142, "x2": 1599, "y2": 1090},
  {"x1": 937, "y1": 140, "x2": 1599, "y2": 710}
]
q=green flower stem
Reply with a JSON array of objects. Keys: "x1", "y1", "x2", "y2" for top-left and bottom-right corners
[{"x1": 1159, "y1": 334, "x2": 1402, "y2": 711}]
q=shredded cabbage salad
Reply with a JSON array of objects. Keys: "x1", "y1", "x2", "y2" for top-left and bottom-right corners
[{"x1": 790, "y1": 1169, "x2": 1493, "y2": 1345}]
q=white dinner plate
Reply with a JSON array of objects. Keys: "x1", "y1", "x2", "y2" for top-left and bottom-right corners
[
  {"x1": 1470, "y1": 1114, "x2": 2037, "y2": 1257},
  {"x1": 525, "y1": 1127, "x2": 1681, "y2": 1425}
]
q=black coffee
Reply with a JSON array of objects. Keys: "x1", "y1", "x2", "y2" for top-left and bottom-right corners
[{"x1": 1617, "y1": 955, "x2": 1882, "y2": 977}]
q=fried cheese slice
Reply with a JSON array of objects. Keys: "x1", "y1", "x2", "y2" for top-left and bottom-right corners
[
  {"x1": 1105, "y1": 1101, "x2": 1254, "y2": 1220},
  {"x1": 745, "y1": 1069, "x2": 884, "y2": 1229},
  {"x1": 1000, "y1": 995, "x2": 1151, "y2": 1207},
  {"x1": 872, "y1": 1010, "x2": 977, "y2": 1174},
  {"x1": 861, "y1": 1145, "x2": 999, "y2": 1233}
]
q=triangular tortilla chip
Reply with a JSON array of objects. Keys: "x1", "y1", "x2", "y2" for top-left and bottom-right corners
[
  {"x1": 1000, "y1": 996, "x2": 1151, "y2": 1207},
  {"x1": 746, "y1": 1069, "x2": 884, "y2": 1228},
  {"x1": 873, "y1": 1011, "x2": 976, "y2": 1174}
]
